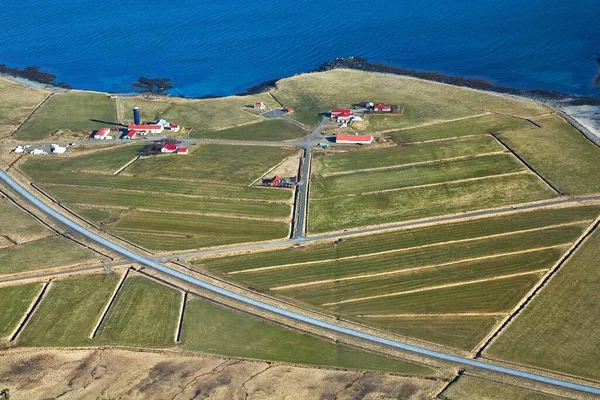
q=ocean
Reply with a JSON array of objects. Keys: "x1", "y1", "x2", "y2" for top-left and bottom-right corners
[{"x1": 1, "y1": 0, "x2": 598, "y2": 98}]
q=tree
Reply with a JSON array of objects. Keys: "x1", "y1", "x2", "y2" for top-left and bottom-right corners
[
  {"x1": 132, "y1": 77, "x2": 175, "y2": 94},
  {"x1": 0, "y1": 388, "x2": 10, "y2": 400}
]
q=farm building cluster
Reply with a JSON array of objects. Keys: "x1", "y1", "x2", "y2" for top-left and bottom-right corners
[
  {"x1": 13, "y1": 143, "x2": 69, "y2": 156},
  {"x1": 92, "y1": 106, "x2": 181, "y2": 141},
  {"x1": 263, "y1": 175, "x2": 295, "y2": 188},
  {"x1": 160, "y1": 143, "x2": 188, "y2": 155}
]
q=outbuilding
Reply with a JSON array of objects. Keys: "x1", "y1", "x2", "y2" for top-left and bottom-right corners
[
  {"x1": 335, "y1": 135, "x2": 373, "y2": 144},
  {"x1": 128, "y1": 124, "x2": 164, "y2": 134},
  {"x1": 373, "y1": 104, "x2": 392, "y2": 112},
  {"x1": 125, "y1": 130, "x2": 137, "y2": 140},
  {"x1": 167, "y1": 123, "x2": 180, "y2": 132},
  {"x1": 254, "y1": 101, "x2": 266, "y2": 110},
  {"x1": 51, "y1": 144, "x2": 66, "y2": 154},
  {"x1": 161, "y1": 144, "x2": 178, "y2": 153},
  {"x1": 176, "y1": 147, "x2": 189, "y2": 155},
  {"x1": 94, "y1": 128, "x2": 111, "y2": 140}
]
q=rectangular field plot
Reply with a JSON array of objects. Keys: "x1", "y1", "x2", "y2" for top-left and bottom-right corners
[
  {"x1": 309, "y1": 173, "x2": 557, "y2": 233},
  {"x1": 191, "y1": 119, "x2": 306, "y2": 141},
  {"x1": 180, "y1": 296, "x2": 433, "y2": 374},
  {"x1": 0, "y1": 77, "x2": 48, "y2": 138},
  {"x1": 442, "y1": 375, "x2": 562, "y2": 400},
  {"x1": 387, "y1": 114, "x2": 534, "y2": 143},
  {"x1": 95, "y1": 275, "x2": 181, "y2": 348},
  {"x1": 311, "y1": 153, "x2": 525, "y2": 198},
  {"x1": 15, "y1": 91, "x2": 117, "y2": 141},
  {"x1": 485, "y1": 227, "x2": 600, "y2": 381},
  {"x1": 0, "y1": 197, "x2": 53, "y2": 244},
  {"x1": 19, "y1": 274, "x2": 120, "y2": 346},
  {"x1": 0, "y1": 236, "x2": 97, "y2": 276},
  {"x1": 313, "y1": 135, "x2": 502, "y2": 174},
  {"x1": 198, "y1": 205, "x2": 600, "y2": 273},
  {"x1": 360, "y1": 316, "x2": 501, "y2": 352},
  {"x1": 331, "y1": 273, "x2": 543, "y2": 315},
  {"x1": 498, "y1": 115, "x2": 600, "y2": 195},
  {"x1": 111, "y1": 211, "x2": 290, "y2": 251},
  {"x1": 0, "y1": 283, "x2": 42, "y2": 339}
]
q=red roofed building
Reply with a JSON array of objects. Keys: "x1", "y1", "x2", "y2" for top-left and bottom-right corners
[
  {"x1": 254, "y1": 101, "x2": 266, "y2": 110},
  {"x1": 331, "y1": 109, "x2": 353, "y2": 117},
  {"x1": 125, "y1": 130, "x2": 136, "y2": 140},
  {"x1": 94, "y1": 128, "x2": 111, "y2": 140},
  {"x1": 128, "y1": 124, "x2": 164, "y2": 134},
  {"x1": 177, "y1": 147, "x2": 189, "y2": 155},
  {"x1": 161, "y1": 144, "x2": 178, "y2": 153},
  {"x1": 168, "y1": 123, "x2": 180, "y2": 132},
  {"x1": 335, "y1": 135, "x2": 373, "y2": 144},
  {"x1": 373, "y1": 104, "x2": 392, "y2": 112}
]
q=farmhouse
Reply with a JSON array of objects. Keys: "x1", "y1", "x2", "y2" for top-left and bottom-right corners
[
  {"x1": 94, "y1": 128, "x2": 111, "y2": 140},
  {"x1": 373, "y1": 103, "x2": 392, "y2": 112},
  {"x1": 336, "y1": 135, "x2": 373, "y2": 144},
  {"x1": 128, "y1": 124, "x2": 164, "y2": 134},
  {"x1": 254, "y1": 101, "x2": 266, "y2": 110},
  {"x1": 161, "y1": 144, "x2": 178, "y2": 153}
]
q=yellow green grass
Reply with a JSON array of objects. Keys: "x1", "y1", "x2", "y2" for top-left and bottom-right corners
[
  {"x1": 498, "y1": 115, "x2": 600, "y2": 194},
  {"x1": 273, "y1": 69, "x2": 548, "y2": 126},
  {"x1": 313, "y1": 135, "x2": 503, "y2": 174},
  {"x1": 0, "y1": 283, "x2": 41, "y2": 339},
  {"x1": 121, "y1": 92, "x2": 276, "y2": 131},
  {"x1": 309, "y1": 173, "x2": 556, "y2": 233},
  {"x1": 0, "y1": 197, "x2": 53, "y2": 243},
  {"x1": 0, "y1": 236, "x2": 97, "y2": 276},
  {"x1": 198, "y1": 205, "x2": 600, "y2": 272},
  {"x1": 181, "y1": 296, "x2": 434, "y2": 374},
  {"x1": 0, "y1": 77, "x2": 49, "y2": 139},
  {"x1": 486, "y1": 226, "x2": 600, "y2": 381},
  {"x1": 95, "y1": 275, "x2": 181, "y2": 347},
  {"x1": 387, "y1": 113, "x2": 534, "y2": 143},
  {"x1": 19, "y1": 274, "x2": 120, "y2": 346},
  {"x1": 191, "y1": 119, "x2": 306, "y2": 141},
  {"x1": 443, "y1": 375, "x2": 562, "y2": 400},
  {"x1": 311, "y1": 153, "x2": 525, "y2": 198},
  {"x1": 15, "y1": 91, "x2": 117, "y2": 141}
]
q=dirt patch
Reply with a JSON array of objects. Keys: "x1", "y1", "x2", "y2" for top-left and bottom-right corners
[
  {"x1": 252, "y1": 151, "x2": 302, "y2": 186},
  {"x1": 0, "y1": 348, "x2": 443, "y2": 399}
]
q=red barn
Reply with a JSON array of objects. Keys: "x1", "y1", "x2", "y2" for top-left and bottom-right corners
[{"x1": 335, "y1": 135, "x2": 373, "y2": 144}]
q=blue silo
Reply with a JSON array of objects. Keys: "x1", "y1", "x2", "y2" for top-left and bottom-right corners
[{"x1": 133, "y1": 107, "x2": 141, "y2": 125}]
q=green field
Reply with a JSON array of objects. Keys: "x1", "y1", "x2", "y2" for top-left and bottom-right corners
[
  {"x1": 498, "y1": 115, "x2": 600, "y2": 194},
  {"x1": 95, "y1": 275, "x2": 181, "y2": 347},
  {"x1": 309, "y1": 173, "x2": 556, "y2": 233},
  {"x1": 0, "y1": 77, "x2": 48, "y2": 139},
  {"x1": 181, "y1": 296, "x2": 434, "y2": 374},
  {"x1": 387, "y1": 113, "x2": 534, "y2": 143},
  {"x1": 0, "y1": 236, "x2": 97, "y2": 275},
  {"x1": 313, "y1": 135, "x2": 503, "y2": 174},
  {"x1": 19, "y1": 274, "x2": 120, "y2": 346},
  {"x1": 0, "y1": 283, "x2": 41, "y2": 339},
  {"x1": 361, "y1": 316, "x2": 501, "y2": 352},
  {"x1": 443, "y1": 375, "x2": 561, "y2": 400},
  {"x1": 121, "y1": 93, "x2": 276, "y2": 131},
  {"x1": 191, "y1": 119, "x2": 306, "y2": 141},
  {"x1": 198, "y1": 205, "x2": 600, "y2": 272},
  {"x1": 486, "y1": 226, "x2": 600, "y2": 381},
  {"x1": 273, "y1": 69, "x2": 548, "y2": 127},
  {"x1": 15, "y1": 91, "x2": 117, "y2": 141},
  {"x1": 0, "y1": 197, "x2": 53, "y2": 243},
  {"x1": 311, "y1": 153, "x2": 525, "y2": 198}
]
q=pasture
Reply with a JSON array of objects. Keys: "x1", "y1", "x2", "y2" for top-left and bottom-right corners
[
  {"x1": 95, "y1": 275, "x2": 181, "y2": 347},
  {"x1": 498, "y1": 115, "x2": 600, "y2": 195},
  {"x1": 0, "y1": 77, "x2": 48, "y2": 140},
  {"x1": 486, "y1": 226, "x2": 600, "y2": 381},
  {"x1": 0, "y1": 283, "x2": 41, "y2": 339},
  {"x1": 15, "y1": 91, "x2": 117, "y2": 141},
  {"x1": 443, "y1": 375, "x2": 561, "y2": 400},
  {"x1": 19, "y1": 274, "x2": 120, "y2": 346},
  {"x1": 181, "y1": 296, "x2": 434, "y2": 374},
  {"x1": 191, "y1": 119, "x2": 306, "y2": 141},
  {"x1": 0, "y1": 196, "x2": 53, "y2": 243},
  {"x1": 272, "y1": 69, "x2": 548, "y2": 127}
]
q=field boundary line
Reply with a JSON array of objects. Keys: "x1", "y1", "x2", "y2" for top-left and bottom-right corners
[
  {"x1": 8, "y1": 280, "x2": 51, "y2": 343},
  {"x1": 113, "y1": 155, "x2": 141, "y2": 176},
  {"x1": 0, "y1": 261, "x2": 129, "y2": 286},
  {"x1": 367, "y1": 112, "x2": 492, "y2": 136},
  {"x1": 321, "y1": 270, "x2": 547, "y2": 307},
  {"x1": 270, "y1": 245, "x2": 568, "y2": 291},
  {"x1": 90, "y1": 268, "x2": 130, "y2": 338},
  {"x1": 230, "y1": 221, "x2": 586, "y2": 275},
  {"x1": 358, "y1": 313, "x2": 506, "y2": 318},
  {"x1": 435, "y1": 369, "x2": 464, "y2": 399},
  {"x1": 490, "y1": 133, "x2": 562, "y2": 195},
  {"x1": 318, "y1": 152, "x2": 508, "y2": 178},
  {"x1": 9, "y1": 92, "x2": 54, "y2": 138},
  {"x1": 472, "y1": 216, "x2": 600, "y2": 358},
  {"x1": 175, "y1": 291, "x2": 188, "y2": 343},
  {"x1": 2, "y1": 281, "x2": 48, "y2": 342},
  {"x1": 312, "y1": 170, "x2": 531, "y2": 199},
  {"x1": 399, "y1": 133, "x2": 488, "y2": 145}
]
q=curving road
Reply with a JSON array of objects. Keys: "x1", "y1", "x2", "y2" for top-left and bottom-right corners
[{"x1": 2, "y1": 169, "x2": 600, "y2": 395}]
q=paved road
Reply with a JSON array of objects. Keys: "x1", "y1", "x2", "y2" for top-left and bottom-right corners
[{"x1": 2, "y1": 170, "x2": 600, "y2": 396}]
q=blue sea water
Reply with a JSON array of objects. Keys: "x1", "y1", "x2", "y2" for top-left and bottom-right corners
[{"x1": 1, "y1": 0, "x2": 598, "y2": 98}]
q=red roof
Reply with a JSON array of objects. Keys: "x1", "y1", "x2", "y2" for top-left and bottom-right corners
[
  {"x1": 162, "y1": 144, "x2": 177, "y2": 151},
  {"x1": 128, "y1": 124, "x2": 162, "y2": 130},
  {"x1": 331, "y1": 109, "x2": 352, "y2": 116},
  {"x1": 126, "y1": 130, "x2": 136, "y2": 138},
  {"x1": 374, "y1": 104, "x2": 392, "y2": 109},
  {"x1": 95, "y1": 128, "x2": 110, "y2": 137},
  {"x1": 336, "y1": 135, "x2": 373, "y2": 143},
  {"x1": 177, "y1": 147, "x2": 188, "y2": 153},
  {"x1": 169, "y1": 123, "x2": 179, "y2": 128}
]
